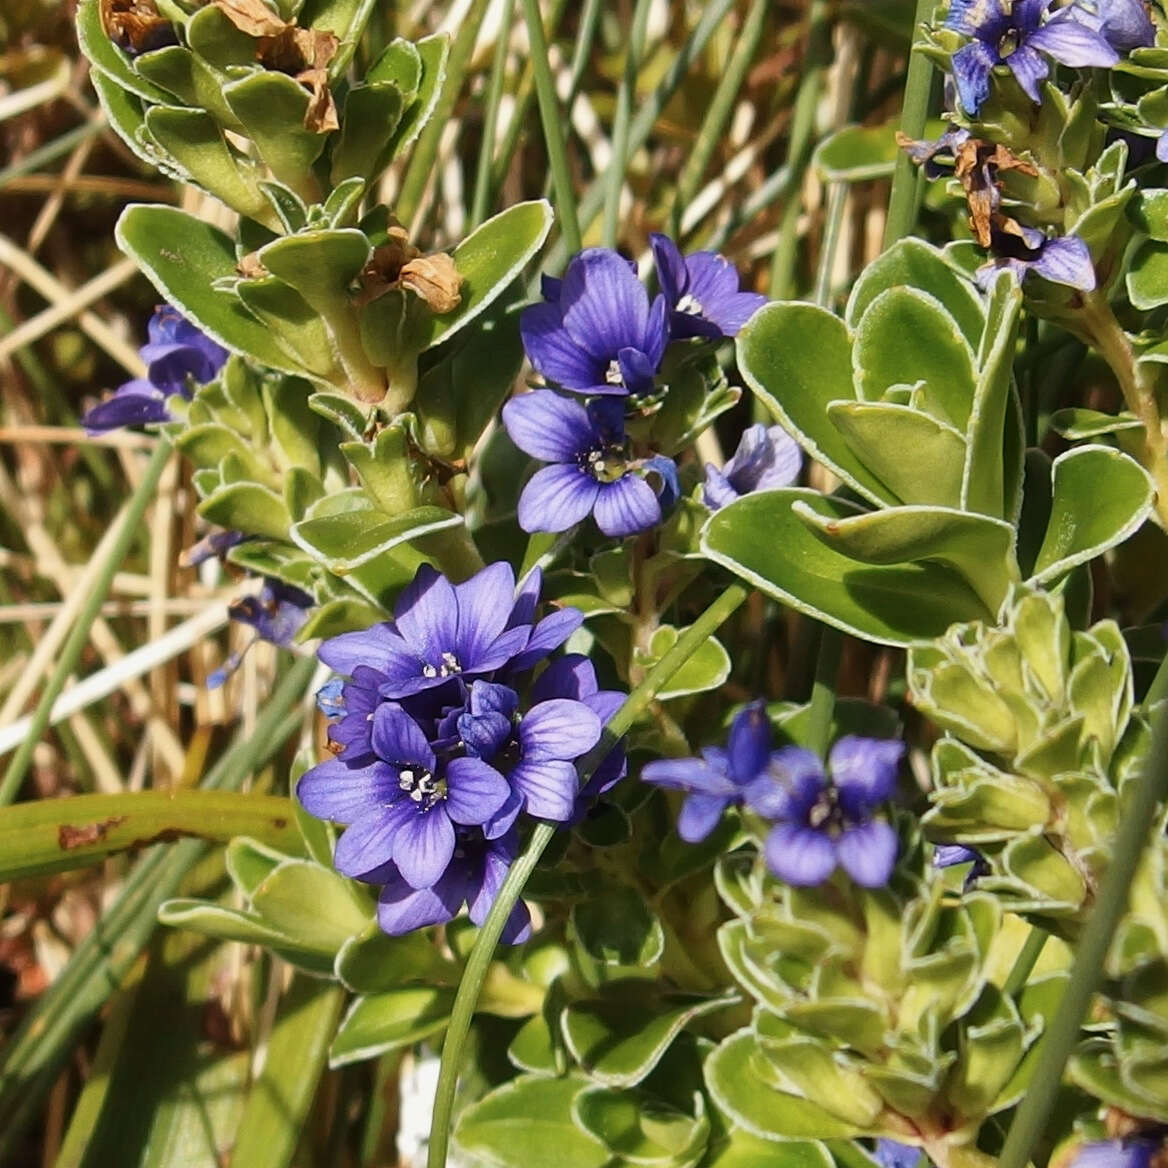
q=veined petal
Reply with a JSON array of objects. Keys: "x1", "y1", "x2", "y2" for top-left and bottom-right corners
[
  {"x1": 507, "y1": 607, "x2": 585, "y2": 673},
  {"x1": 561, "y1": 249, "x2": 651, "y2": 359},
  {"x1": 593, "y1": 475, "x2": 661, "y2": 537},
  {"x1": 521, "y1": 301, "x2": 603, "y2": 390},
  {"x1": 952, "y1": 39, "x2": 997, "y2": 114},
  {"x1": 726, "y1": 701, "x2": 770, "y2": 785},
  {"x1": 745, "y1": 746, "x2": 825, "y2": 820},
  {"x1": 502, "y1": 390, "x2": 594, "y2": 461},
  {"x1": 1005, "y1": 42, "x2": 1050, "y2": 102},
  {"x1": 318, "y1": 622, "x2": 411, "y2": 677},
  {"x1": 837, "y1": 820, "x2": 899, "y2": 888},
  {"x1": 830, "y1": 735, "x2": 904, "y2": 818},
  {"x1": 519, "y1": 698, "x2": 602, "y2": 760},
  {"x1": 704, "y1": 290, "x2": 768, "y2": 337},
  {"x1": 1028, "y1": 9, "x2": 1119, "y2": 66},
  {"x1": 444, "y1": 756, "x2": 512, "y2": 824},
  {"x1": 678, "y1": 794, "x2": 730, "y2": 842},
  {"x1": 649, "y1": 233, "x2": 689, "y2": 304},
  {"x1": 297, "y1": 757, "x2": 398, "y2": 823},
  {"x1": 371, "y1": 704, "x2": 436, "y2": 770},
  {"x1": 455, "y1": 562, "x2": 515, "y2": 664},
  {"x1": 530, "y1": 654, "x2": 599, "y2": 703},
  {"x1": 702, "y1": 466, "x2": 739, "y2": 510},
  {"x1": 616, "y1": 346, "x2": 657, "y2": 396},
  {"x1": 472, "y1": 625, "x2": 532, "y2": 674},
  {"x1": 376, "y1": 863, "x2": 467, "y2": 935},
  {"x1": 393, "y1": 807, "x2": 456, "y2": 889},
  {"x1": 518, "y1": 464, "x2": 600, "y2": 533},
  {"x1": 1031, "y1": 235, "x2": 1096, "y2": 290},
  {"x1": 510, "y1": 758, "x2": 579, "y2": 821},
  {"x1": 945, "y1": 0, "x2": 1009, "y2": 36},
  {"x1": 334, "y1": 803, "x2": 413, "y2": 877},
  {"x1": 394, "y1": 565, "x2": 458, "y2": 663},
  {"x1": 641, "y1": 756, "x2": 738, "y2": 797},
  {"x1": 764, "y1": 823, "x2": 837, "y2": 886}
]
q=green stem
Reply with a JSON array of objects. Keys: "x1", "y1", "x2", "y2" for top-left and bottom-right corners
[
  {"x1": 1003, "y1": 925, "x2": 1049, "y2": 998},
  {"x1": 396, "y1": 0, "x2": 492, "y2": 226},
  {"x1": 0, "y1": 438, "x2": 172, "y2": 807},
  {"x1": 998, "y1": 651, "x2": 1168, "y2": 1168},
  {"x1": 804, "y1": 625, "x2": 843, "y2": 758},
  {"x1": 602, "y1": 0, "x2": 654, "y2": 248},
  {"x1": 520, "y1": 0, "x2": 582, "y2": 254},
  {"x1": 882, "y1": 0, "x2": 937, "y2": 249},
  {"x1": 469, "y1": 0, "x2": 518, "y2": 230},
  {"x1": 768, "y1": 0, "x2": 831, "y2": 300},
  {"x1": 671, "y1": 0, "x2": 769, "y2": 235},
  {"x1": 425, "y1": 583, "x2": 749, "y2": 1168}
]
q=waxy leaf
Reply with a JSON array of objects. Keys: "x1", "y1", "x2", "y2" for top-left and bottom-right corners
[
  {"x1": 1127, "y1": 239, "x2": 1168, "y2": 309},
  {"x1": 330, "y1": 81, "x2": 405, "y2": 183},
  {"x1": 116, "y1": 204, "x2": 310, "y2": 375},
  {"x1": 573, "y1": 1085, "x2": 709, "y2": 1166},
  {"x1": 76, "y1": 0, "x2": 175, "y2": 103},
  {"x1": 329, "y1": 986, "x2": 455, "y2": 1066},
  {"x1": 454, "y1": 1074, "x2": 610, "y2": 1168},
  {"x1": 571, "y1": 885, "x2": 664, "y2": 967},
  {"x1": 737, "y1": 303, "x2": 892, "y2": 506},
  {"x1": 633, "y1": 623, "x2": 731, "y2": 700},
  {"x1": 377, "y1": 33, "x2": 448, "y2": 161},
  {"x1": 290, "y1": 504, "x2": 462, "y2": 572},
  {"x1": 814, "y1": 119, "x2": 904, "y2": 182},
  {"x1": 1031, "y1": 445, "x2": 1154, "y2": 585},
  {"x1": 702, "y1": 490, "x2": 995, "y2": 646}
]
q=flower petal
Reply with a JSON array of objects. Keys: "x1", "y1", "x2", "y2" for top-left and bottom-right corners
[
  {"x1": 455, "y1": 561, "x2": 514, "y2": 664},
  {"x1": 641, "y1": 756, "x2": 738, "y2": 797},
  {"x1": 393, "y1": 807, "x2": 456, "y2": 889},
  {"x1": 510, "y1": 758, "x2": 579, "y2": 821},
  {"x1": 519, "y1": 698, "x2": 602, "y2": 761},
  {"x1": 334, "y1": 802, "x2": 415, "y2": 877},
  {"x1": 678, "y1": 794, "x2": 730, "y2": 842},
  {"x1": 560, "y1": 249, "x2": 650, "y2": 359},
  {"x1": 520, "y1": 301, "x2": 603, "y2": 390},
  {"x1": 1028, "y1": 10, "x2": 1119, "y2": 67},
  {"x1": 394, "y1": 565, "x2": 458, "y2": 663},
  {"x1": 830, "y1": 735, "x2": 904, "y2": 819},
  {"x1": 376, "y1": 863, "x2": 467, "y2": 935},
  {"x1": 764, "y1": 823, "x2": 837, "y2": 886},
  {"x1": 529, "y1": 654, "x2": 599, "y2": 703},
  {"x1": 297, "y1": 757, "x2": 398, "y2": 823},
  {"x1": 444, "y1": 756, "x2": 512, "y2": 824},
  {"x1": 518, "y1": 464, "x2": 600, "y2": 533},
  {"x1": 1005, "y1": 42, "x2": 1050, "y2": 103},
  {"x1": 502, "y1": 390, "x2": 594, "y2": 461},
  {"x1": 371, "y1": 704, "x2": 436, "y2": 770},
  {"x1": 1031, "y1": 235, "x2": 1096, "y2": 290},
  {"x1": 837, "y1": 820, "x2": 899, "y2": 888},
  {"x1": 726, "y1": 701, "x2": 770, "y2": 785},
  {"x1": 593, "y1": 475, "x2": 661, "y2": 537},
  {"x1": 745, "y1": 746, "x2": 824, "y2": 820},
  {"x1": 650, "y1": 233, "x2": 688, "y2": 304},
  {"x1": 318, "y1": 623, "x2": 415, "y2": 679},
  {"x1": 951, "y1": 39, "x2": 997, "y2": 114},
  {"x1": 507, "y1": 607, "x2": 585, "y2": 673}
]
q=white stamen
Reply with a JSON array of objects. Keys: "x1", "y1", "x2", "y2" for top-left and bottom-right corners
[
  {"x1": 677, "y1": 292, "x2": 703, "y2": 316},
  {"x1": 422, "y1": 664, "x2": 438, "y2": 678},
  {"x1": 604, "y1": 359, "x2": 624, "y2": 386}
]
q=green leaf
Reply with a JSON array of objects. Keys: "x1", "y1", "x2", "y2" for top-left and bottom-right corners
[
  {"x1": 852, "y1": 288, "x2": 978, "y2": 430},
  {"x1": 1030, "y1": 445, "x2": 1154, "y2": 585},
  {"x1": 814, "y1": 119, "x2": 905, "y2": 182},
  {"x1": 961, "y1": 271, "x2": 1023, "y2": 518},
  {"x1": 87, "y1": 70, "x2": 162, "y2": 174},
  {"x1": 573, "y1": 1085, "x2": 709, "y2": 1166},
  {"x1": 562, "y1": 983, "x2": 736, "y2": 1087},
  {"x1": 377, "y1": 33, "x2": 448, "y2": 161},
  {"x1": 705, "y1": 1128, "x2": 834, "y2": 1168},
  {"x1": 792, "y1": 501, "x2": 1018, "y2": 612},
  {"x1": 701, "y1": 490, "x2": 995, "y2": 647},
  {"x1": 704, "y1": 1031, "x2": 868, "y2": 1141},
  {"x1": 0, "y1": 790, "x2": 299, "y2": 883},
  {"x1": 365, "y1": 36, "x2": 422, "y2": 94},
  {"x1": 290, "y1": 504, "x2": 461, "y2": 572},
  {"x1": 1049, "y1": 407, "x2": 1142, "y2": 439},
  {"x1": 846, "y1": 237, "x2": 984, "y2": 349},
  {"x1": 737, "y1": 303, "x2": 892, "y2": 506},
  {"x1": 115, "y1": 204, "x2": 311, "y2": 375},
  {"x1": 225, "y1": 836, "x2": 289, "y2": 896},
  {"x1": 334, "y1": 924, "x2": 452, "y2": 993},
  {"x1": 228, "y1": 977, "x2": 345, "y2": 1168},
  {"x1": 826, "y1": 401, "x2": 966, "y2": 508},
  {"x1": 632, "y1": 623, "x2": 731, "y2": 700},
  {"x1": 330, "y1": 81, "x2": 405, "y2": 184},
  {"x1": 1129, "y1": 188, "x2": 1168, "y2": 241},
  {"x1": 235, "y1": 278, "x2": 340, "y2": 378},
  {"x1": 223, "y1": 72, "x2": 329, "y2": 196},
  {"x1": 454, "y1": 1074, "x2": 611, "y2": 1168},
  {"x1": 250, "y1": 859, "x2": 370, "y2": 951},
  {"x1": 184, "y1": 3, "x2": 255, "y2": 69},
  {"x1": 571, "y1": 885, "x2": 664, "y2": 966},
  {"x1": 76, "y1": 0, "x2": 176, "y2": 103},
  {"x1": 328, "y1": 986, "x2": 455, "y2": 1066},
  {"x1": 1127, "y1": 239, "x2": 1168, "y2": 309},
  {"x1": 198, "y1": 481, "x2": 291, "y2": 540}
]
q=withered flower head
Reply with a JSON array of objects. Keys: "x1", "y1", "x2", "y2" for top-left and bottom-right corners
[
  {"x1": 101, "y1": 0, "x2": 175, "y2": 55},
  {"x1": 356, "y1": 227, "x2": 463, "y2": 314},
  {"x1": 952, "y1": 137, "x2": 1037, "y2": 248}
]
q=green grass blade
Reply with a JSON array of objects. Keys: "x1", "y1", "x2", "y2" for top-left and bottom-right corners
[{"x1": 469, "y1": 0, "x2": 517, "y2": 229}]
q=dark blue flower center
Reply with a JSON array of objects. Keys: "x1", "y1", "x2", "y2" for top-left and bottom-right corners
[{"x1": 398, "y1": 765, "x2": 445, "y2": 810}]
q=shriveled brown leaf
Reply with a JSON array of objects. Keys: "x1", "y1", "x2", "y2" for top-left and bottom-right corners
[
  {"x1": 101, "y1": 0, "x2": 175, "y2": 54},
  {"x1": 236, "y1": 251, "x2": 267, "y2": 279},
  {"x1": 400, "y1": 253, "x2": 462, "y2": 314},
  {"x1": 355, "y1": 228, "x2": 421, "y2": 306},
  {"x1": 213, "y1": 0, "x2": 288, "y2": 37},
  {"x1": 258, "y1": 27, "x2": 340, "y2": 132},
  {"x1": 952, "y1": 138, "x2": 1037, "y2": 248}
]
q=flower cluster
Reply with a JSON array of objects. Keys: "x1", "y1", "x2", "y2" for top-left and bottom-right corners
[
  {"x1": 298, "y1": 563, "x2": 623, "y2": 940},
  {"x1": 504, "y1": 237, "x2": 765, "y2": 538},
  {"x1": 642, "y1": 702, "x2": 905, "y2": 888},
  {"x1": 84, "y1": 304, "x2": 227, "y2": 432}
]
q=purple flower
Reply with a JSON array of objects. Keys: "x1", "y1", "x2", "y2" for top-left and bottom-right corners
[
  {"x1": 367, "y1": 828, "x2": 531, "y2": 942},
  {"x1": 1072, "y1": 0, "x2": 1155, "y2": 51},
  {"x1": 946, "y1": 0, "x2": 1118, "y2": 115},
  {"x1": 1070, "y1": 1140, "x2": 1156, "y2": 1168},
  {"x1": 703, "y1": 424, "x2": 803, "y2": 510},
  {"x1": 649, "y1": 234, "x2": 767, "y2": 339},
  {"x1": 297, "y1": 703, "x2": 511, "y2": 888},
  {"x1": 875, "y1": 1141, "x2": 929, "y2": 1168},
  {"x1": 520, "y1": 249, "x2": 668, "y2": 396},
  {"x1": 897, "y1": 125, "x2": 973, "y2": 178},
  {"x1": 207, "y1": 579, "x2": 314, "y2": 689},
  {"x1": 745, "y1": 736, "x2": 904, "y2": 888},
  {"x1": 641, "y1": 702, "x2": 775, "y2": 842},
  {"x1": 503, "y1": 390, "x2": 676, "y2": 537},
  {"x1": 975, "y1": 226, "x2": 1096, "y2": 292},
  {"x1": 84, "y1": 304, "x2": 227, "y2": 432},
  {"x1": 318, "y1": 563, "x2": 542, "y2": 701},
  {"x1": 933, "y1": 844, "x2": 982, "y2": 869}
]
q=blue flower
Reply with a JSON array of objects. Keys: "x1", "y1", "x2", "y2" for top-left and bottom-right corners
[
  {"x1": 946, "y1": 0, "x2": 1118, "y2": 115},
  {"x1": 896, "y1": 124, "x2": 973, "y2": 177},
  {"x1": 364, "y1": 828, "x2": 532, "y2": 942},
  {"x1": 649, "y1": 234, "x2": 767, "y2": 339},
  {"x1": 317, "y1": 563, "x2": 566, "y2": 701},
  {"x1": 641, "y1": 701, "x2": 775, "y2": 842},
  {"x1": 875, "y1": 1141, "x2": 929, "y2": 1168},
  {"x1": 745, "y1": 736, "x2": 904, "y2": 888},
  {"x1": 975, "y1": 226, "x2": 1096, "y2": 291},
  {"x1": 520, "y1": 249, "x2": 669, "y2": 397},
  {"x1": 84, "y1": 304, "x2": 227, "y2": 432},
  {"x1": 503, "y1": 390, "x2": 677, "y2": 537},
  {"x1": 1070, "y1": 1140, "x2": 1156, "y2": 1168},
  {"x1": 298, "y1": 703, "x2": 511, "y2": 888},
  {"x1": 207, "y1": 579, "x2": 314, "y2": 689},
  {"x1": 703, "y1": 424, "x2": 803, "y2": 510},
  {"x1": 1072, "y1": 0, "x2": 1155, "y2": 51}
]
